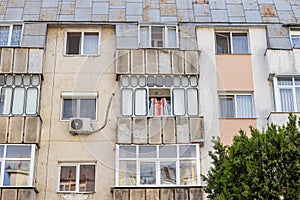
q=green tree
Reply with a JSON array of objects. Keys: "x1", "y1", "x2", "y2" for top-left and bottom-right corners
[{"x1": 202, "y1": 114, "x2": 300, "y2": 199}]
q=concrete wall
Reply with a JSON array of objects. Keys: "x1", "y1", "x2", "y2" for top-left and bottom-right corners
[{"x1": 37, "y1": 25, "x2": 118, "y2": 200}]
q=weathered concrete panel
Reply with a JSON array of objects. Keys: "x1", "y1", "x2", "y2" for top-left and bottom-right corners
[
  {"x1": 21, "y1": 35, "x2": 46, "y2": 48},
  {"x1": 0, "y1": 117, "x2": 8, "y2": 143},
  {"x1": 116, "y1": 37, "x2": 138, "y2": 49},
  {"x1": 132, "y1": 117, "x2": 147, "y2": 144},
  {"x1": 176, "y1": 117, "x2": 189, "y2": 143},
  {"x1": 2, "y1": 189, "x2": 17, "y2": 200},
  {"x1": 172, "y1": 50, "x2": 184, "y2": 74},
  {"x1": 175, "y1": 188, "x2": 188, "y2": 200},
  {"x1": 0, "y1": 48, "x2": 13, "y2": 73},
  {"x1": 117, "y1": 117, "x2": 132, "y2": 144},
  {"x1": 158, "y1": 50, "x2": 171, "y2": 74},
  {"x1": 116, "y1": 50, "x2": 130, "y2": 74},
  {"x1": 13, "y1": 48, "x2": 28, "y2": 73},
  {"x1": 148, "y1": 118, "x2": 161, "y2": 144},
  {"x1": 146, "y1": 189, "x2": 159, "y2": 200},
  {"x1": 24, "y1": 117, "x2": 41, "y2": 144},
  {"x1": 23, "y1": 23, "x2": 47, "y2": 36},
  {"x1": 130, "y1": 189, "x2": 145, "y2": 200},
  {"x1": 131, "y1": 50, "x2": 145, "y2": 74},
  {"x1": 162, "y1": 117, "x2": 175, "y2": 143},
  {"x1": 189, "y1": 188, "x2": 202, "y2": 200},
  {"x1": 160, "y1": 188, "x2": 174, "y2": 200},
  {"x1": 18, "y1": 189, "x2": 36, "y2": 200},
  {"x1": 185, "y1": 51, "x2": 199, "y2": 74},
  {"x1": 190, "y1": 117, "x2": 204, "y2": 142},
  {"x1": 28, "y1": 49, "x2": 44, "y2": 73},
  {"x1": 8, "y1": 117, "x2": 24, "y2": 143},
  {"x1": 114, "y1": 189, "x2": 129, "y2": 200},
  {"x1": 146, "y1": 50, "x2": 158, "y2": 74}
]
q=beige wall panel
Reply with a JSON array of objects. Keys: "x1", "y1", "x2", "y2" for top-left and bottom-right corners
[
  {"x1": 28, "y1": 49, "x2": 44, "y2": 73},
  {"x1": 146, "y1": 50, "x2": 158, "y2": 74},
  {"x1": 172, "y1": 50, "x2": 184, "y2": 74},
  {"x1": 148, "y1": 118, "x2": 162, "y2": 144},
  {"x1": 114, "y1": 189, "x2": 129, "y2": 200},
  {"x1": 8, "y1": 117, "x2": 24, "y2": 143},
  {"x1": 219, "y1": 118, "x2": 256, "y2": 145},
  {"x1": 132, "y1": 117, "x2": 147, "y2": 144},
  {"x1": 189, "y1": 188, "x2": 202, "y2": 200},
  {"x1": 0, "y1": 117, "x2": 8, "y2": 143},
  {"x1": 189, "y1": 117, "x2": 204, "y2": 142},
  {"x1": 24, "y1": 116, "x2": 41, "y2": 144},
  {"x1": 176, "y1": 117, "x2": 189, "y2": 143},
  {"x1": 117, "y1": 117, "x2": 132, "y2": 144},
  {"x1": 216, "y1": 55, "x2": 253, "y2": 91},
  {"x1": 18, "y1": 189, "x2": 36, "y2": 200},
  {"x1": 158, "y1": 50, "x2": 171, "y2": 74},
  {"x1": 2, "y1": 189, "x2": 17, "y2": 200},
  {"x1": 116, "y1": 50, "x2": 130, "y2": 74},
  {"x1": 185, "y1": 51, "x2": 199, "y2": 74},
  {"x1": 162, "y1": 117, "x2": 175, "y2": 143},
  {"x1": 160, "y1": 188, "x2": 174, "y2": 200},
  {"x1": 0, "y1": 48, "x2": 13, "y2": 73},
  {"x1": 130, "y1": 189, "x2": 145, "y2": 200},
  {"x1": 13, "y1": 48, "x2": 28, "y2": 73},
  {"x1": 175, "y1": 188, "x2": 188, "y2": 199},
  {"x1": 146, "y1": 189, "x2": 159, "y2": 200},
  {"x1": 131, "y1": 50, "x2": 145, "y2": 74}
]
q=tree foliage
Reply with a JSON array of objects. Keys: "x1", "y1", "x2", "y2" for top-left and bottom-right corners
[{"x1": 202, "y1": 114, "x2": 300, "y2": 199}]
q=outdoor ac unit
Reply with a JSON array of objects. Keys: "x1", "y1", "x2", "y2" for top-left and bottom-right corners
[{"x1": 69, "y1": 118, "x2": 92, "y2": 135}]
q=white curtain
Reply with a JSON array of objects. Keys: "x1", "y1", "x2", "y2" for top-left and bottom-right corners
[
  {"x1": 173, "y1": 89, "x2": 185, "y2": 115},
  {"x1": 11, "y1": 25, "x2": 22, "y2": 46},
  {"x1": 0, "y1": 26, "x2": 9, "y2": 46},
  {"x1": 0, "y1": 88, "x2": 12, "y2": 115},
  {"x1": 187, "y1": 89, "x2": 198, "y2": 116},
  {"x1": 12, "y1": 87, "x2": 25, "y2": 115},
  {"x1": 134, "y1": 89, "x2": 147, "y2": 116},
  {"x1": 26, "y1": 88, "x2": 38, "y2": 115},
  {"x1": 121, "y1": 89, "x2": 133, "y2": 116},
  {"x1": 236, "y1": 95, "x2": 253, "y2": 118},
  {"x1": 83, "y1": 33, "x2": 98, "y2": 55},
  {"x1": 219, "y1": 97, "x2": 234, "y2": 118},
  {"x1": 167, "y1": 26, "x2": 177, "y2": 48},
  {"x1": 216, "y1": 33, "x2": 230, "y2": 54},
  {"x1": 280, "y1": 89, "x2": 294, "y2": 111},
  {"x1": 232, "y1": 33, "x2": 248, "y2": 54},
  {"x1": 296, "y1": 88, "x2": 300, "y2": 111},
  {"x1": 139, "y1": 26, "x2": 149, "y2": 47}
]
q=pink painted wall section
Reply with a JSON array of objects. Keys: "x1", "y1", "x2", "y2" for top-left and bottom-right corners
[
  {"x1": 219, "y1": 118, "x2": 256, "y2": 146},
  {"x1": 216, "y1": 55, "x2": 254, "y2": 91}
]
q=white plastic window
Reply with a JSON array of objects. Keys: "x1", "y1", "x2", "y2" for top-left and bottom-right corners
[
  {"x1": 216, "y1": 32, "x2": 249, "y2": 54},
  {"x1": 290, "y1": 28, "x2": 300, "y2": 48},
  {"x1": 66, "y1": 32, "x2": 100, "y2": 55},
  {"x1": 0, "y1": 25, "x2": 22, "y2": 46}
]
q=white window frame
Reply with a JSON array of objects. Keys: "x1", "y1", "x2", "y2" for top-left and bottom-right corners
[
  {"x1": 0, "y1": 74, "x2": 41, "y2": 116},
  {"x1": 273, "y1": 76, "x2": 300, "y2": 112},
  {"x1": 116, "y1": 144, "x2": 201, "y2": 187},
  {"x1": 0, "y1": 24, "x2": 23, "y2": 46},
  {"x1": 138, "y1": 25, "x2": 179, "y2": 48},
  {"x1": 57, "y1": 162, "x2": 96, "y2": 194},
  {"x1": 60, "y1": 92, "x2": 98, "y2": 121},
  {"x1": 120, "y1": 75, "x2": 199, "y2": 117},
  {"x1": 290, "y1": 28, "x2": 300, "y2": 48},
  {"x1": 219, "y1": 93, "x2": 254, "y2": 118},
  {"x1": 215, "y1": 31, "x2": 250, "y2": 54},
  {"x1": 64, "y1": 30, "x2": 101, "y2": 56},
  {"x1": 0, "y1": 144, "x2": 36, "y2": 187}
]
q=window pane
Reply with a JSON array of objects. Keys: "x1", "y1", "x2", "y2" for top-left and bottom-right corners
[
  {"x1": 232, "y1": 33, "x2": 248, "y2": 54},
  {"x1": 0, "y1": 87, "x2": 12, "y2": 115},
  {"x1": 6, "y1": 75, "x2": 13, "y2": 85},
  {"x1": 167, "y1": 26, "x2": 177, "y2": 48},
  {"x1": 187, "y1": 89, "x2": 198, "y2": 116},
  {"x1": 121, "y1": 89, "x2": 133, "y2": 116},
  {"x1": 23, "y1": 75, "x2": 30, "y2": 86},
  {"x1": 190, "y1": 76, "x2": 198, "y2": 87},
  {"x1": 63, "y1": 99, "x2": 77, "y2": 119},
  {"x1": 151, "y1": 27, "x2": 164, "y2": 47},
  {"x1": 291, "y1": 35, "x2": 300, "y2": 48},
  {"x1": 173, "y1": 89, "x2": 185, "y2": 115},
  {"x1": 139, "y1": 76, "x2": 146, "y2": 87},
  {"x1": 278, "y1": 77, "x2": 293, "y2": 86},
  {"x1": 280, "y1": 89, "x2": 294, "y2": 111},
  {"x1": 236, "y1": 95, "x2": 253, "y2": 118},
  {"x1": 294, "y1": 77, "x2": 300, "y2": 85},
  {"x1": 139, "y1": 146, "x2": 156, "y2": 158},
  {"x1": 0, "y1": 75, "x2": 4, "y2": 85},
  {"x1": 181, "y1": 76, "x2": 189, "y2": 87},
  {"x1": 83, "y1": 33, "x2": 98, "y2": 55},
  {"x1": 80, "y1": 99, "x2": 96, "y2": 119},
  {"x1": 140, "y1": 26, "x2": 149, "y2": 47},
  {"x1": 180, "y1": 160, "x2": 197, "y2": 185},
  {"x1": 12, "y1": 87, "x2": 25, "y2": 115},
  {"x1": 130, "y1": 76, "x2": 138, "y2": 87},
  {"x1": 26, "y1": 88, "x2": 38, "y2": 115},
  {"x1": 14, "y1": 75, "x2": 22, "y2": 86},
  {"x1": 119, "y1": 161, "x2": 136, "y2": 186},
  {"x1": 119, "y1": 146, "x2": 136, "y2": 158},
  {"x1": 219, "y1": 97, "x2": 234, "y2": 118},
  {"x1": 4, "y1": 161, "x2": 30, "y2": 186},
  {"x1": 67, "y1": 33, "x2": 81, "y2": 54},
  {"x1": 159, "y1": 146, "x2": 177, "y2": 158},
  {"x1": 0, "y1": 145, "x2": 3, "y2": 157},
  {"x1": 164, "y1": 76, "x2": 173, "y2": 87},
  {"x1": 160, "y1": 162, "x2": 176, "y2": 185},
  {"x1": 134, "y1": 89, "x2": 147, "y2": 116},
  {"x1": 173, "y1": 76, "x2": 181, "y2": 87},
  {"x1": 31, "y1": 75, "x2": 40, "y2": 86},
  {"x1": 216, "y1": 33, "x2": 230, "y2": 54},
  {"x1": 6, "y1": 145, "x2": 32, "y2": 158},
  {"x1": 59, "y1": 166, "x2": 76, "y2": 191},
  {"x1": 121, "y1": 76, "x2": 129, "y2": 87},
  {"x1": 179, "y1": 145, "x2": 196, "y2": 158},
  {"x1": 140, "y1": 162, "x2": 156, "y2": 185},
  {"x1": 79, "y1": 165, "x2": 95, "y2": 192},
  {"x1": 0, "y1": 26, "x2": 9, "y2": 46},
  {"x1": 296, "y1": 88, "x2": 300, "y2": 111},
  {"x1": 11, "y1": 25, "x2": 22, "y2": 46}
]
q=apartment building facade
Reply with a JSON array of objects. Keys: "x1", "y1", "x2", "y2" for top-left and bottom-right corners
[{"x1": 0, "y1": 0, "x2": 299, "y2": 199}]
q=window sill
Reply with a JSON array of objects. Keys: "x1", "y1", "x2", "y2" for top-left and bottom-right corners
[
  {"x1": 0, "y1": 186, "x2": 38, "y2": 193},
  {"x1": 215, "y1": 53, "x2": 252, "y2": 55},
  {"x1": 219, "y1": 117, "x2": 256, "y2": 120},
  {"x1": 138, "y1": 47, "x2": 180, "y2": 50},
  {"x1": 111, "y1": 185, "x2": 203, "y2": 191},
  {"x1": 57, "y1": 191, "x2": 95, "y2": 194},
  {"x1": 63, "y1": 54, "x2": 100, "y2": 57}
]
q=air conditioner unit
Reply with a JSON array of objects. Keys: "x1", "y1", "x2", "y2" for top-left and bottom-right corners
[{"x1": 69, "y1": 118, "x2": 92, "y2": 135}]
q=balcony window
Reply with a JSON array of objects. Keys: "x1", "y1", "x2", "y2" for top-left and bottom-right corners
[
  {"x1": 66, "y1": 32, "x2": 100, "y2": 55},
  {"x1": 290, "y1": 28, "x2": 300, "y2": 48},
  {"x1": 120, "y1": 75, "x2": 199, "y2": 116},
  {"x1": 216, "y1": 32, "x2": 249, "y2": 54},
  {"x1": 0, "y1": 25, "x2": 22, "y2": 46},
  {"x1": 116, "y1": 144, "x2": 200, "y2": 186}
]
